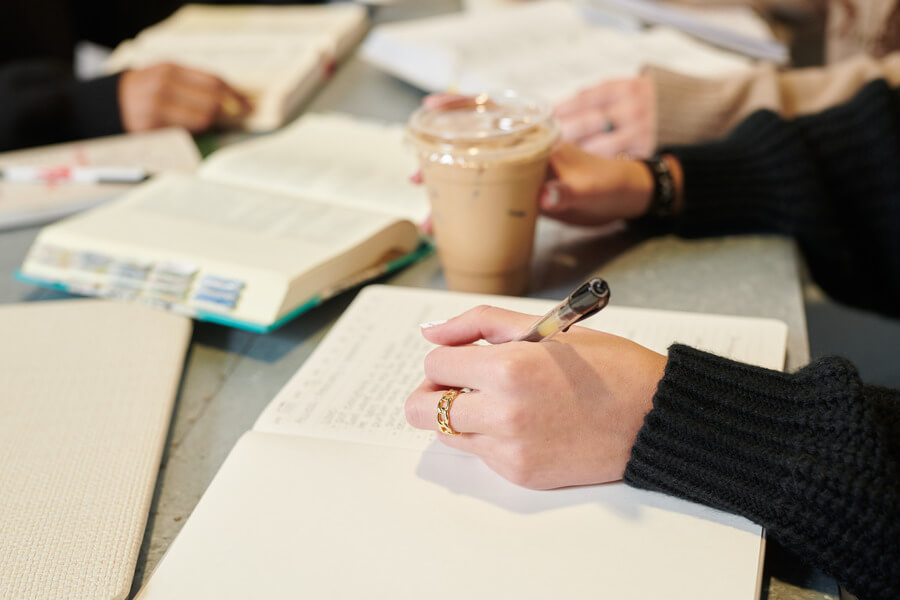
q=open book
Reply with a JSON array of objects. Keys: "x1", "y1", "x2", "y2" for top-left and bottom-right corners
[
  {"x1": 0, "y1": 300, "x2": 191, "y2": 600},
  {"x1": 0, "y1": 128, "x2": 200, "y2": 231},
  {"x1": 106, "y1": 4, "x2": 368, "y2": 131},
  {"x1": 361, "y1": 0, "x2": 754, "y2": 102},
  {"x1": 136, "y1": 285, "x2": 787, "y2": 599},
  {"x1": 18, "y1": 115, "x2": 429, "y2": 333}
]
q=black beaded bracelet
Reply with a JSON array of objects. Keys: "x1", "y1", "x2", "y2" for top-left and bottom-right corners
[{"x1": 641, "y1": 154, "x2": 676, "y2": 220}]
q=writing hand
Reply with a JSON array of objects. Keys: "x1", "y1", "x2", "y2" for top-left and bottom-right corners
[{"x1": 405, "y1": 305, "x2": 666, "y2": 489}]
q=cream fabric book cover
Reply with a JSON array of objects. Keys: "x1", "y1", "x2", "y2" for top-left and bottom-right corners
[
  {"x1": 0, "y1": 299, "x2": 192, "y2": 600},
  {"x1": 137, "y1": 285, "x2": 787, "y2": 599}
]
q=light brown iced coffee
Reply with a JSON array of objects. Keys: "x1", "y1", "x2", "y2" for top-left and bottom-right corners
[{"x1": 407, "y1": 92, "x2": 558, "y2": 295}]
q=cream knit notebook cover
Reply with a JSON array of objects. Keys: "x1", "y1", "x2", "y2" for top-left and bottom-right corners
[{"x1": 0, "y1": 300, "x2": 192, "y2": 600}]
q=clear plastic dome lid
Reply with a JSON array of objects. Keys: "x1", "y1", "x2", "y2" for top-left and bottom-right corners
[{"x1": 407, "y1": 91, "x2": 558, "y2": 164}]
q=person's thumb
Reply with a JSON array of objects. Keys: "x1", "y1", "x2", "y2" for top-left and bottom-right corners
[{"x1": 419, "y1": 305, "x2": 535, "y2": 346}]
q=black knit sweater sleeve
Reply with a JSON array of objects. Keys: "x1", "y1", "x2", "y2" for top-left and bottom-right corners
[
  {"x1": 624, "y1": 345, "x2": 900, "y2": 600},
  {"x1": 666, "y1": 79, "x2": 900, "y2": 317}
]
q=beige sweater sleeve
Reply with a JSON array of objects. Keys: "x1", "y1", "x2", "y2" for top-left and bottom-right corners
[{"x1": 649, "y1": 52, "x2": 900, "y2": 146}]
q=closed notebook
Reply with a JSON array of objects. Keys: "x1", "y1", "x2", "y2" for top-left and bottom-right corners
[
  {"x1": 0, "y1": 299, "x2": 192, "y2": 600},
  {"x1": 19, "y1": 114, "x2": 429, "y2": 333},
  {"x1": 136, "y1": 285, "x2": 787, "y2": 600},
  {"x1": 0, "y1": 128, "x2": 200, "y2": 231}
]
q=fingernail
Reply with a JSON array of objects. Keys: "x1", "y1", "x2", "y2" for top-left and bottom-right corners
[
  {"x1": 543, "y1": 185, "x2": 560, "y2": 208},
  {"x1": 419, "y1": 319, "x2": 447, "y2": 329}
]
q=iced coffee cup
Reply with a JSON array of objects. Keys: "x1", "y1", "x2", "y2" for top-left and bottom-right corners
[{"x1": 407, "y1": 91, "x2": 559, "y2": 295}]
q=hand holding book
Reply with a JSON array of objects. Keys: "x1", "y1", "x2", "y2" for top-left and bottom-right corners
[{"x1": 119, "y1": 63, "x2": 252, "y2": 133}]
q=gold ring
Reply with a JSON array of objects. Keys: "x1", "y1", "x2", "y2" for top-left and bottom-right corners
[{"x1": 437, "y1": 389, "x2": 461, "y2": 436}]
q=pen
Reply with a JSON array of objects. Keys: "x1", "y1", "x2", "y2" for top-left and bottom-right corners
[
  {"x1": 0, "y1": 166, "x2": 150, "y2": 184},
  {"x1": 519, "y1": 278, "x2": 610, "y2": 342}
]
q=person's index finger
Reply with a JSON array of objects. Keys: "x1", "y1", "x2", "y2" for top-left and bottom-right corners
[
  {"x1": 554, "y1": 85, "x2": 617, "y2": 117},
  {"x1": 420, "y1": 304, "x2": 535, "y2": 346},
  {"x1": 169, "y1": 64, "x2": 228, "y2": 89},
  {"x1": 170, "y1": 65, "x2": 251, "y2": 119},
  {"x1": 558, "y1": 107, "x2": 614, "y2": 144},
  {"x1": 554, "y1": 94, "x2": 591, "y2": 118},
  {"x1": 423, "y1": 344, "x2": 506, "y2": 390}
]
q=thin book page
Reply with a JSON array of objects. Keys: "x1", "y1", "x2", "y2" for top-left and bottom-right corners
[
  {"x1": 106, "y1": 33, "x2": 330, "y2": 84},
  {"x1": 59, "y1": 174, "x2": 407, "y2": 276},
  {"x1": 158, "y1": 3, "x2": 366, "y2": 41},
  {"x1": 253, "y1": 285, "x2": 787, "y2": 449},
  {"x1": 156, "y1": 3, "x2": 370, "y2": 58},
  {"x1": 200, "y1": 113, "x2": 429, "y2": 223},
  {"x1": 0, "y1": 129, "x2": 199, "y2": 229}
]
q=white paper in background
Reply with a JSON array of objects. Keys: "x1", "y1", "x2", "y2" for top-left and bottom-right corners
[
  {"x1": 254, "y1": 285, "x2": 787, "y2": 449},
  {"x1": 74, "y1": 41, "x2": 113, "y2": 80},
  {"x1": 0, "y1": 129, "x2": 199, "y2": 231},
  {"x1": 580, "y1": 0, "x2": 787, "y2": 63},
  {"x1": 362, "y1": 0, "x2": 753, "y2": 99}
]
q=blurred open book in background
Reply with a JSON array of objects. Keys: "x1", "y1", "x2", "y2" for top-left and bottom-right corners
[
  {"x1": 105, "y1": 4, "x2": 368, "y2": 131},
  {"x1": 363, "y1": 0, "x2": 778, "y2": 102},
  {"x1": 581, "y1": 0, "x2": 787, "y2": 63}
]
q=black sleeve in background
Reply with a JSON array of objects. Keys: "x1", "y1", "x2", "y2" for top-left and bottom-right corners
[
  {"x1": 0, "y1": 61, "x2": 123, "y2": 152},
  {"x1": 665, "y1": 79, "x2": 900, "y2": 319},
  {"x1": 624, "y1": 345, "x2": 900, "y2": 600}
]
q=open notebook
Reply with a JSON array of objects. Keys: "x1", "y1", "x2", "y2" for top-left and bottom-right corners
[
  {"x1": 0, "y1": 300, "x2": 191, "y2": 600},
  {"x1": 18, "y1": 114, "x2": 429, "y2": 333},
  {"x1": 136, "y1": 285, "x2": 787, "y2": 600},
  {"x1": 0, "y1": 128, "x2": 200, "y2": 230},
  {"x1": 106, "y1": 4, "x2": 368, "y2": 131},
  {"x1": 361, "y1": 0, "x2": 754, "y2": 102}
]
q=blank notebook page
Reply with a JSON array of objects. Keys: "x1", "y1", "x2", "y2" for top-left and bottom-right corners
[{"x1": 0, "y1": 300, "x2": 191, "y2": 600}]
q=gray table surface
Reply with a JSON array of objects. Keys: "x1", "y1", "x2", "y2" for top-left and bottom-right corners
[{"x1": 0, "y1": 2, "x2": 843, "y2": 599}]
